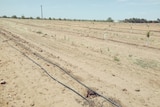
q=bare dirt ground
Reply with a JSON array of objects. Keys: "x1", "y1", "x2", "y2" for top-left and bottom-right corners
[{"x1": 0, "y1": 18, "x2": 160, "y2": 107}]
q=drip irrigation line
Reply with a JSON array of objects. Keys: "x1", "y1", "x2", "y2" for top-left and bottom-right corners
[
  {"x1": 1, "y1": 29, "x2": 121, "y2": 107},
  {"x1": 7, "y1": 42, "x2": 89, "y2": 103},
  {"x1": 34, "y1": 52, "x2": 121, "y2": 107}
]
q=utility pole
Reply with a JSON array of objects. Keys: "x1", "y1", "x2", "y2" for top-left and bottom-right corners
[{"x1": 41, "y1": 5, "x2": 43, "y2": 19}]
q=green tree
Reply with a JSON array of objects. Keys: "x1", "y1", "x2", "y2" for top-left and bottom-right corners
[
  {"x1": 12, "y1": 15, "x2": 17, "y2": 19},
  {"x1": 36, "y1": 17, "x2": 40, "y2": 19},
  {"x1": 21, "y1": 15, "x2": 25, "y2": 19},
  {"x1": 2, "y1": 15, "x2": 7, "y2": 18},
  {"x1": 106, "y1": 17, "x2": 114, "y2": 22},
  {"x1": 157, "y1": 18, "x2": 160, "y2": 23},
  {"x1": 29, "y1": 17, "x2": 33, "y2": 19}
]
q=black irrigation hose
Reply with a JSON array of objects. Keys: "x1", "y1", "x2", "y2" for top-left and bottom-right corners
[
  {"x1": 2, "y1": 30, "x2": 121, "y2": 107},
  {"x1": 34, "y1": 52, "x2": 121, "y2": 107},
  {"x1": 7, "y1": 43, "x2": 90, "y2": 103}
]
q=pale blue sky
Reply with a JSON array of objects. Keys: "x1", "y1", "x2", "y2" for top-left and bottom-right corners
[{"x1": 0, "y1": 0, "x2": 160, "y2": 20}]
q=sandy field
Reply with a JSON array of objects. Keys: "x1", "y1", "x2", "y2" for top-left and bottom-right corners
[{"x1": 0, "y1": 18, "x2": 160, "y2": 107}]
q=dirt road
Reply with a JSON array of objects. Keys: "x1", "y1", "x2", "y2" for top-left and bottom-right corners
[{"x1": 0, "y1": 19, "x2": 160, "y2": 107}]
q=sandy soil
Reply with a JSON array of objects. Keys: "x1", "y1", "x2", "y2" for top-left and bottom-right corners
[{"x1": 0, "y1": 18, "x2": 160, "y2": 107}]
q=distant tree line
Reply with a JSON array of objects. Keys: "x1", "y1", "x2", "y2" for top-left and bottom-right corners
[
  {"x1": 122, "y1": 18, "x2": 160, "y2": 23},
  {"x1": 1, "y1": 15, "x2": 159, "y2": 23},
  {"x1": 0, "y1": 15, "x2": 115, "y2": 22},
  {"x1": 0, "y1": 15, "x2": 34, "y2": 19}
]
